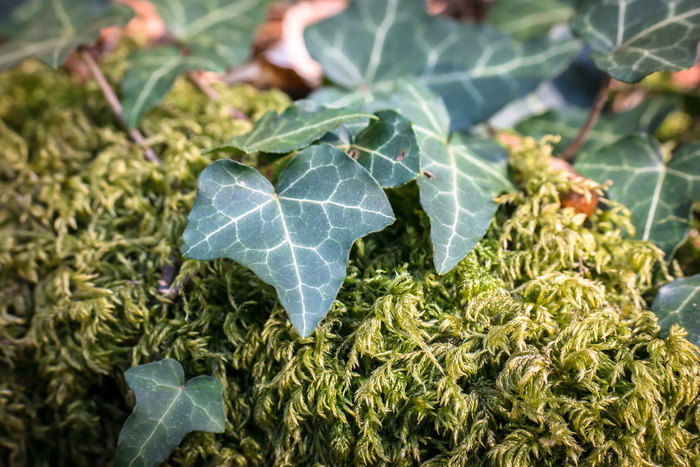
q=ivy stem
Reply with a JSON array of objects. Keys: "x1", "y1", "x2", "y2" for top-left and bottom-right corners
[
  {"x1": 80, "y1": 50, "x2": 162, "y2": 165},
  {"x1": 559, "y1": 74, "x2": 611, "y2": 162}
]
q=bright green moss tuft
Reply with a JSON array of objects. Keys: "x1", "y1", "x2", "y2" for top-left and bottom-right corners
[{"x1": 1, "y1": 64, "x2": 699, "y2": 466}]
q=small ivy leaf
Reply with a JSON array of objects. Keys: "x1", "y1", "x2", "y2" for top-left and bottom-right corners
[
  {"x1": 121, "y1": 47, "x2": 222, "y2": 129},
  {"x1": 304, "y1": 0, "x2": 580, "y2": 130},
  {"x1": 576, "y1": 134, "x2": 700, "y2": 258},
  {"x1": 488, "y1": 0, "x2": 574, "y2": 41},
  {"x1": 182, "y1": 145, "x2": 394, "y2": 336},
  {"x1": 150, "y1": 0, "x2": 269, "y2": 69},
  {"x1": 341, "y1": 110, "x2": 421, "y2": 189},
  {"x1": 571, "y1": 0, "x2": 700, "y2": 83},
  {"x1": 211, "y1": 100, "x2": 374, "y2": 154},
  {"x1": 0, "y1": 0, "x2": 133, "y2": 71},
  {"x1": 372, "y1": 80, "x2": 513, "y2": 273},
  {"x1": 517, "y1": 96, "x2": 678, "y2": 153},
  {"x1": 114, "y1": 359, "x2": 225, "y2": 467},
  {"x1": 652, "y1": 275, "x2": 700, "y2": 347}
]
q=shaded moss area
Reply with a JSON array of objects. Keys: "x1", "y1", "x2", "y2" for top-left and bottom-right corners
[{"x1": 1, "y1": 63, "x2": 699, "y2": 467}]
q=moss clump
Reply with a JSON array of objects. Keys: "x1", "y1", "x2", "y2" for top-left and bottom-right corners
[{"x1": 1, "y1": 64, "x2": 699, "y2": 466}]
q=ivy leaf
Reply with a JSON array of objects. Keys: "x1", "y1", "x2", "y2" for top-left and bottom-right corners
[
  {"x1": 576, "y1": 134, "x2": 700, "y2": 257},
  {"x1": 373, "y1": 81, "x2": 513, "y2": 273},
  {"x1": 488, "y1": 0, "x2": 574, "y2": 41},
  {"x1": 419, "y1": 133, "x2": 513, "y2": 274},
  {"x1": 571, "y1": 0, "x2": 700, "y2": 83},
  {"x1": 304, "y1": 0, "x2": 580, "y2": 130},
  {"x1": 182, "y1": 145, "x2": 394, "y2": 337},
  {"x1": 0, "y1": 0, "x2": 133, "y2": 71},
  {"x1": 336, "y1": 110, "x2": 421, "y2": 189},
  {"x1": 122, "y1": 47, "x2": 222, "y2": 129},
  {"x1": 151, "y1": 0, "x2": 269, "y2": 68},
  {"x1": 114, "y1": 359, "x2": 225, "y2": 467},
  {"x1": 652, "y1": 275, "x2": 700, "y2": 347},
  {"x1": 211, "y1": 101, "x2": 374, "y2": 154},
  {"x1": 517, "y1": 96, "x2": 677, "y2": 153}
]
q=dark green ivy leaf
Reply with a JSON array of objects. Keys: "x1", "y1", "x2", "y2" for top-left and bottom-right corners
[
  {"x1": 652, "y1": 275, "x2": 700, "y2": 347},
  {"x1": 333, "y1": 110, "x2": 421, "y2": 189},
  {"x1": 373, "y1": 80, "x2": 514, "y2": 273},
  {"x1": 0, "y1": 0, "x2": 133, "y2": 70},
  {"x1": 304, "y1": 0, "x2": 580, "y2": 130},
  {"x1": 182, "y1": 145, "x2": 394, "y2": 336},
  {"x1": 571, "y1": 0, "x2": 700, "y2": 82},
  {"x1": 114, "y1": 359, "x2": 225, "y2": 467},
  {"x1": 576, "y1": 134, "x2": 700, "y2": 258},
  {"x1": 121, "y1": 47, "x2": 222, "y2": 129},
  {"x1": 211, "y1": 100, "x2": 374, "y2": 154},
  {"x1": 151, "y1": 0, "x2": 269, "y2": 68}
]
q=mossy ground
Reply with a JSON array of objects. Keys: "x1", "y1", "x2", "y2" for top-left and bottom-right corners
[{"x1": 1, "y1": 62, "x2": 699, "y2": 467}]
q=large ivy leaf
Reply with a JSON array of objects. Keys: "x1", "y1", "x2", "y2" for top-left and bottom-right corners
[
  {"x1": 373, "y1": 81, "x2": 513, "y2": 273},
  {"x1": 488, "y1": 49, "x2": 606, "y2": 129},
  {"x1": 576, "y1": 134, "x2": 700, "y2": 257},
  {"x1": 652, "y1": 275, "x2": 700, "y2": 347},
  {"x1": 517, "y1": 96, "x2": 677, "y2": 153},
  {"x1": 114, "y1": 359, "x2": 225, "y2": 467},
  {"x1": 182, "y1": 145, "x2": 394, "y2": 336},
  {"x1": 0, "y1": 0, "x2": 133, "y2": 71},
  {"x1": 151, "y1": 0, "x2": 268, "y2": 68},
  {"x1": 304, "y1": 0, "x2": 580, "y2": 130},
  {"x1": 122, "y1": 47, "x2": 222, "y2": 129},
  {"x1": 332, "y1": 110, "x2": 421, "y2": 189},
  {"x1": 488, "y1": 0, "x2": 574, "y2": 41},
  {"x1": 571, "y1": 0, "x2": 700, "y2": 83},
  {"x1": 212, "y1": 101, "x2": 374, "y2": 154}
]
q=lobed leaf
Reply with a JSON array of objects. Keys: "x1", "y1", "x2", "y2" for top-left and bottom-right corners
[
  {"x1": 0, "y1": 0, "x2": 133, "y2": 71},
  {"x1": 571, "y1": 0, "x2": 700, "y2": 83},
  {"x1": 114, "y1": 359, "x2": 225, "y2": 467},
  {"x1": 182, "y1": 145, "x2": 394, "y2": 336},
  {"x1": 121, "y1": 47, "x2": 222, "y2": 129},
  {"x1": 304, "y1": 0, "x2": 580, "y2": 130},
  {"x1": 652, "y1": 274, "x2": 700, "y2": 348},
  {"x1": 212, "y1": 100, "x2": 374, "y2": 154},
  {"x1": 151, "y1": 0, "x2": 269, "y2": 68},
  {"x1": 335, "y1": 110, "x2": 421, "y2": 188},
  {"x1": 372, "y1": 81, "x2": 513, "y2": 273},
  {"x1": 576, "y1": 134, "x2": 700, "y2": 257}
]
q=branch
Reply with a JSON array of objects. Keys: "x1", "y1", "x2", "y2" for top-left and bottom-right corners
[
  {"x1": 559, "y1": 74, "x2": 611, "y2": 162},
  {"x1": 80, "y1": 50, "x2": 161, "y2": 165}
]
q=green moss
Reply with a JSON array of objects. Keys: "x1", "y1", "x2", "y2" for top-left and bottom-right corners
[{"x1": 1, "y1": 64, "x2": 699, "y2": 466}]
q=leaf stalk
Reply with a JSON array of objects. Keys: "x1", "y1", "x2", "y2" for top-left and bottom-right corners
[{"x1": 560, "y1": 74, "x2": 611, "y2": 162}]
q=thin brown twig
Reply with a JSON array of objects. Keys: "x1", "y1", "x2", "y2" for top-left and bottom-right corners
[
  {"x1": 80, "y1": 50, "x2": 161, "y2": 165},
  {"x1": 188, "y1": 71, "x2": 250, "y2": 121},
  {"x1": 560, "y1": 74, "x2": 612, "y2": 162},
  {"x1": 188, "y1": 71, "x2": 220, "y2": 101}
]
